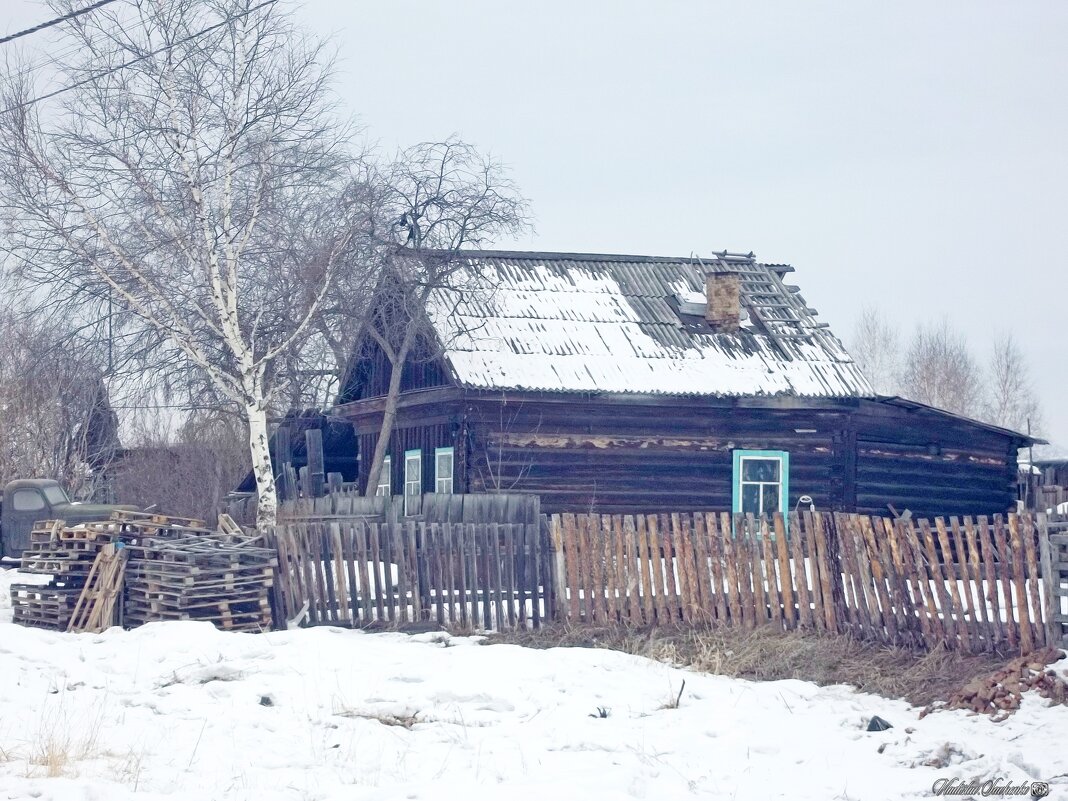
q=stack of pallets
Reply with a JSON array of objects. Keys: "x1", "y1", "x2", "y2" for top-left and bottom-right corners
[
  {"x1": 124, "y1": 532, "x2": 277, "y2": 632},
  {"x1": 12, "y1": 512, "x2": 209, "y2": 631}
]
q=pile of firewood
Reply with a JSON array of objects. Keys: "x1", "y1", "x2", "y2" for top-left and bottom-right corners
[{"x1": 922, "y1": 647, "x2": 1068, "y2": 720}]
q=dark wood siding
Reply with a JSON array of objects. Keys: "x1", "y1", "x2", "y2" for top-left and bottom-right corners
[
  {"x1": 338, "y1": 334, "x2": 452, "y2": 403},
  {"x1": 460, "y1": 395, "x2": 849, "y2": 514},
  {"x1": 337, "y1": 390, "x2": 1024, "y2": 516}
]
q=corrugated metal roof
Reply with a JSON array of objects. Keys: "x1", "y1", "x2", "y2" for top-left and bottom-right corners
[{"x1": 427, "y1": 250, "x2": 874, "y2": 398}]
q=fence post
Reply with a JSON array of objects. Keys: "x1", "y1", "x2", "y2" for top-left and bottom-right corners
[
  {"x1": 547, "y1": 514, "x2": 565, "y2": 623},
  {"x1": 1038, "y1": 513, "x2": 1059, "y2": 648}
]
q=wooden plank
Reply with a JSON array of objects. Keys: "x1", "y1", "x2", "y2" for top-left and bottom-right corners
[
  {"x1": 1019, "y1": 514, "x2": 1044, "y2": 648},
  {"x1": 532, "y1": 522, "x2": 545, "y2": 628},
  {"x1": 719, "y1": 512, "x2": 742, "y2": 626},
  {"x1": 385, "y1": 523, "x2": 399, "y2": 624},
  {"x1": 948, "y1": 517, "x2": 976, "y2": 646},
  {"x1": 395, "y1": 527, "x2": 410, "y2": 627},
  {"x1": 619, "y1": 516, "x2": 632, "y2": 623},
  {"x1": 691, "y1": 513, "x2": 713, "y2": 623},
  {"x1": 976, "y1": 517, "x2": 1004, "y2": 648},
  {"x1": 745, "y1": 514, "x2": 767, "y2": 627},
  {"x1": 705, "y1": 513, "x2": 729, "y2": 625},
  {"x1": 683, "y1": 514, "x2": 705, "y2": 621},
  {"x1": 871, "y1": 515, "x2": 910, "y2": 646},
  {"x1": 903, "y1": 518, "x2": 944, "y2": 648},
  {"x1": 480, "y1": 523, "x2": 493, "y2": 630},
  {"x1": 647, "y1": 515, "x2": 669, "y2": 624},
  {"x1": 760, "y1": 516, "x2": 782, "y2": 629},
  {"x1": 885, "y1": 517, "x2": 924, "y2": 649},
  {"x1": 635, "y1": 515, "x2": 655, "y2": 624},
  {"x1": 802, "y1": 513, "x2": 826, "y2": 633},
  {"x1": 858, "y1": 515, "x2": 897, "y2": 645},
  {"x1": 670, "y1": 514, "x2": 690, "y2": 623},
  {"x1": 812, "y1": 512, "x2": 838, "y2": 634},
  {"x1": 330, "y1": 523, "x2": 350, "y2": 625},
  {"x1": 340, "y1": 524, "x2": 359, "y2": 624},
  {"x1": 601, "y1": 515, "x2": 618, "y2": 623},
  {"x1": 1037, "y1": 514, "x2": 1058, "y2": 649},
  {"x1": 561, "y1": 514, "x2": 580, "y2": 622},
  {"x1": 788, "y1": 512, "x2": 812, "y2": 630},
  {"x1": 464, "y1": 523, "x2": 479, "y2": 628},
  {"x1": 353, "y1": 522, "x2": 372, "y2": 625},
  {"x1": 406, "y1": 522, "x2": 420, "y2": 625},
  {"x1": 517, "y1": 522, "x2": 529, "y2": 625},
  {"x1": 917, "y1": 519, "x2": 955, "y2": 646},
  {"x1": 934, "y1": 517, "x2": 969, "y2": 651},
  {"x1": 835, "y1": 514, "x2": 865, "y2": 635},
  {"x1": 490, "y1": 524, "x2": 506, "y2": 630},
  {"x1": 368, "y1": 523, "x2": 384, "y2": 623},
  {"x1": 307, "y1": 523, "x2": 325, "y2": 623},
  {"x1": 992, "y1": 516, "x2": 1018, "y2": 652},
  {"x1": 773, "y1": 514, "x2": 795, "y2": 629},
  {"x1": 456, "y1": 521, "x2": 470, "y2": 628},
  {"x1": 504, "y1": 523, "x2": 517, "y2": 628},
  {"x1": 1008, "y1": 514, "x2": 1034, "y2": 654},
  {"x1": 660, "y1": 514, "x2": 680, "y2": 622},
  {"x1": 959, "y1": 517, "x2": 991, "y2": 652}
]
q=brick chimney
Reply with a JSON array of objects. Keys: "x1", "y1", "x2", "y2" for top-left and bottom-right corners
[{"x1": 705, "y1": 273, "x2": 741, "y2": 332}]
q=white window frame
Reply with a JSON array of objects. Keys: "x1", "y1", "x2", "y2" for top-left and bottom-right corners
[
  {"x1": 404, "y1": 449, "x2": 422, "y2": 515},
  {"x1": 434, "y1": 447, "x2": 454, "y2": 494},
  {"x1": 375, "y1": 454, "x2": 392, "y2": 497},
  {"x1": 732, "y1": 450, "x2": 790, "y2": 518}
]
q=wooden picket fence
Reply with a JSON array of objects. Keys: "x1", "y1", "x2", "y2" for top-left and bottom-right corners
[
  {"x1": 264, "y1": 520, "x2": 554, "y2": 630},
  {"x1": 548, "y1": 511, "x2": 1058, "y2": 655}
]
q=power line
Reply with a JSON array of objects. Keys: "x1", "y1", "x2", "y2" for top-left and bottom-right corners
[
  {"x1": 0, "y1": 0, "x2": 278, "y2": 115},
  {"x1": 0, "y1": 0, "x2": 119, "y2": 47}
]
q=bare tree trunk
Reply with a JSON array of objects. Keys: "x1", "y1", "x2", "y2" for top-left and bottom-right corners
[
  {"x1": 247, "y1": 403, "x2": 277, "y2": 529},
  {"x1": 363, "y1": 331, "x2": 416, "y2": 496}
]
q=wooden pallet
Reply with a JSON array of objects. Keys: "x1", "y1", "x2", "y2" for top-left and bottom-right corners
[
  {"x1": 10, "y1": 583, "x2": 82, "y2": 631},
  {"x1": 67, "y1": 544, "x2": 129, "y2": 633}
]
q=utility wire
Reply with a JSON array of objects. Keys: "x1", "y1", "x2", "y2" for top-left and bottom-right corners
[
  {"x1": 0, "y1": 0, "x2": 119, "y2": 47},
  {"x1": 0, "y1": 0, "x2": 278, "y2": 115}
]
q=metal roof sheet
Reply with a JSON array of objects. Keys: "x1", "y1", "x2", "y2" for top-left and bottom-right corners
[{"x1": 427, "y1": 251, "x2": 874, "y2": 398}]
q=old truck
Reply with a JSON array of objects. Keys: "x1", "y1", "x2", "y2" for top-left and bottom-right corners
[{"x1": 0, "y1": 479, "x2": 138, "y2": 560}]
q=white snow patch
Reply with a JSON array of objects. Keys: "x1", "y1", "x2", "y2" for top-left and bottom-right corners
[{"x1": 0, "y1": 566, "x2": 1065, "y2": 800}]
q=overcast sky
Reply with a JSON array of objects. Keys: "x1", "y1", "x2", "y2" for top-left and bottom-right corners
[{"x1": 6, "y1": 1, "x2": 1068, "y2": 445}]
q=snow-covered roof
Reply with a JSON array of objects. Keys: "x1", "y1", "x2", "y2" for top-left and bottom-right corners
[{"x1": 429, "y1": 250, "x2": 874, "y2": 398}]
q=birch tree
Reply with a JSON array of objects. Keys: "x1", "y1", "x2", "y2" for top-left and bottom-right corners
[
  {"x1": 850, "y1": 306, "x2": 900, "y2": 395},
  {"x1": 983, "y1": 333, "x2": 1042, "y2": 434},
  {"x1": 350, "y1": 138, "x2": 531, "y2": 497},
  {"x1": 0, "y1": 0, "x2": 362, "y2": 529},
  {"x1": 898, "y1": 320, "x2": 984, "y2": 417}
]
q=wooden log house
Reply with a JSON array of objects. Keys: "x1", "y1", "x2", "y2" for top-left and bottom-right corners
[{"x1": 335, "y1": 250, "x2": 1035, "y2": 517}]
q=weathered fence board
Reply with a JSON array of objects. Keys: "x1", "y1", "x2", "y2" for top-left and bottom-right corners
[
  {"x1": 266, "y1": 519, "x2": 549, "y2": 631},
  {"x1": 548, "y1": 511, "x2": 1052, "y2": 656}
]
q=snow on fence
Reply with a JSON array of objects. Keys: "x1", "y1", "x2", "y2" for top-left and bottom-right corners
[
  {"x1": 549, "y1": 511, "x2": 1063, "y2": 655},
  {"x1": 264, "y1": 520, "x2": 555, "y2": 630}
]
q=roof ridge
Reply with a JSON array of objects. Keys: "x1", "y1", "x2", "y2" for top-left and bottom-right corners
[{"x1": 421, "y1": 248, "x2": 772, "y2": 266}]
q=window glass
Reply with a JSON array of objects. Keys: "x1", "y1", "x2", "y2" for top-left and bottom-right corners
[
  {"x1": 435, "y1": 448, "x2": 454, "y2": 494},
  {"x1": 375, "y1": 455, "x2": 391, "y2": 497},
  {"x1": 12, "y1": 489, "x2": 46, "y2": 511},
  {"x1": 734, "y1": 451, "x2": 789, "y2": 519},
  {"x1": 404, "y1": 450, "x2": 422, "y2": 515},
  {"x1": 742, "y1": 459, "x2": 779, "y2": 483},
  {"x1": 42, "y1": 485, "x2": 69, "y2": 505}
]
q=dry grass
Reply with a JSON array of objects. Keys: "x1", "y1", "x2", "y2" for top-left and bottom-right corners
[{"x1": 489, "y1": 624, "x2": 1011, "y2": 707}]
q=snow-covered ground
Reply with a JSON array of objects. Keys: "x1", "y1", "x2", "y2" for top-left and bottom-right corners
[{"x1": 0, "y1": 567, "x2": 1065, "y2": 801}]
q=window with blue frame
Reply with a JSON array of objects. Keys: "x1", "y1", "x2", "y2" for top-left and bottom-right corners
[{"x1": 732, "y1": 450, "x2": 789, "y2": 517}]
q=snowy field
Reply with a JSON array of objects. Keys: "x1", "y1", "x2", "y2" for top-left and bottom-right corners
[{"x1": 1, "y1": 568, "x2": 1066, "y2": 801}]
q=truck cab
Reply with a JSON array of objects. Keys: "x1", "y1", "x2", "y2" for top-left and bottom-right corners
[{"x1": 0, "y1": 479, "x2": 137, "y2": 559}]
